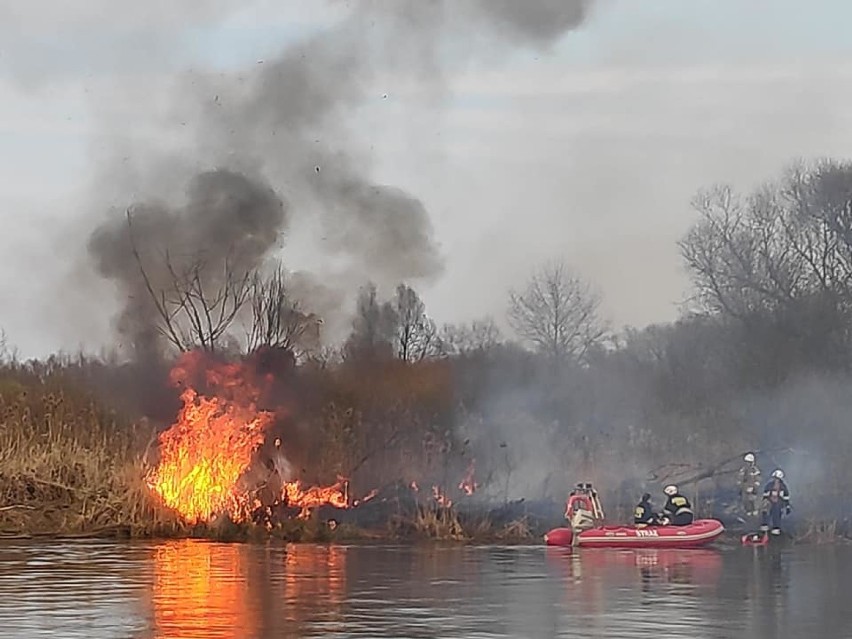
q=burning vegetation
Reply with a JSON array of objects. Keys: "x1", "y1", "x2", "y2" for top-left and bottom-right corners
[
  {"x1": 5, "y1": 164, "x2": 852, "y2": 543},
  {"x1": 7, "y1": 2, "x2": 852, "y2": 543},
  {"x1": 4, "y1": 162, "x2": 852, "y2": 543},
  {"x1": 136, "y1": 348, "x2": 486, "y2": 536},
  {"x1": 147, "y1": 352, "x2": 275, "y2": 524}
]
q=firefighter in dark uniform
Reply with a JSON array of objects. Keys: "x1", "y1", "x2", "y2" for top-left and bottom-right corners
[
  {"x1": 661, "y1": 484, "x2": 694, "y2": 526},
  {"x1": 633, "y1": 493, "x2": 659, "y2": 528},
  {"x1": 760, "y1": 468, "x2": 791, "y2": 535}
]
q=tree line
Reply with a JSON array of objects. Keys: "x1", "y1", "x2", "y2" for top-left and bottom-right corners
[{"x1": 9, "y1": 158, "x2": 852, "y2": 516}]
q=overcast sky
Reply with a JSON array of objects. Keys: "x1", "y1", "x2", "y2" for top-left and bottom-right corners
[{"x1": 2, "y1": 0, "x2": 852, "y2": 358}]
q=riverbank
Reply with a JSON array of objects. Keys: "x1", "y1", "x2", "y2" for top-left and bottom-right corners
[
  {"x1": 0, "y1": 507, "x2": 543, "y2": 544},
  {"x1": 3, "y1": 501, "x2": 850, "y2": 546},
  {"x1": 2, "y1": 358, "x2": 849, "y2": 546}
]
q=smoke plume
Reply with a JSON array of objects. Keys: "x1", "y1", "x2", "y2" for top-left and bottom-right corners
[
  {"x1": 88, "y1": 169, "x2": 286, "y2": 357},
  {"x1": 87, "y1": 0, "x2": 595, "y2": 352}
]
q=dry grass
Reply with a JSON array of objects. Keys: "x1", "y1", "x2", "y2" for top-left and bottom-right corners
[
  {"x1": 0, "y1": 370, "x2": 183, "y2": 537},
  {"x1": 493, "y1": 516, "x2": 533, "y2": 542},
  {"x1": 387, "y1": 504, "x2": 467, "y2": 541},
  {"x1": 384, "y1": 505, "x2": 537, "y2": 543},
  {"x1": 412, "y1": 505, "x2": 466, "y2": 540}
]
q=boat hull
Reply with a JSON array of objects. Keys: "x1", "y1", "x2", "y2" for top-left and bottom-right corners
[{"x1": 544, "y1": 518, "x2": 725, "y2": 549}]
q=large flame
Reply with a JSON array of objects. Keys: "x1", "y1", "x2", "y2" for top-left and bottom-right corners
[{"x1": 146, "y1": 350, "x2": 349, "y2": 525}]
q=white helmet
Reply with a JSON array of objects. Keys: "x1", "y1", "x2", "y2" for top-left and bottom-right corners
[
  {"x1": 771, "y1": 469, "x2": 784, "y2": 480},
  {"x1": 664, "y1": 485, "x2": 678, "y2": 496},
  {"x1": 744, "y1": 452, "x2": 755, "y2": 463}
]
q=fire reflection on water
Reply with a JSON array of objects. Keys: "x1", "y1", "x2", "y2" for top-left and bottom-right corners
[
  {"x1": 149, "y1": 540, "x2": 347, "y2": 639},
  {"x1": 151, "y1": 541, "x2": 257, "y2": 639}
]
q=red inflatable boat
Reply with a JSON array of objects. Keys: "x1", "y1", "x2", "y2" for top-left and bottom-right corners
[
  {"x1": 544, "y1": 519, "x2": 725, "y2": 549},
  {"x1": 544, "y1": 483, "x2": 725, "y2": 549}
]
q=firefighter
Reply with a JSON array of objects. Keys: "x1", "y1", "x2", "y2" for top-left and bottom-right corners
[
  {"x1": 738, "y1": 452, "x2": 762, "y2": 516},
  {"x1": 760, "y1": 469, "x2": 791, "y2": 535},
  {"x1": 633, "y1": 493, "x2": 659, "y2": 527},
  {"x1": 660, "y1": 484, "x2": 694, "y2": 526}
]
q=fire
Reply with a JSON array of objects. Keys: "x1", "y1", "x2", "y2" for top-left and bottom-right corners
[
  {"x1": 282, "y1": 477, "x2": 349, "y2": 517},
  {"x1": 458, "y1": 458, "x2": 477, "y2": 496},
  {"x1": 432, "y1": 485, "x2": 453, "y2": 508},
  {"x1": 146, "y1": 350, "x2": 351, "y2": 525},
  {"x1": 146, "y1": 352, "x2": 274, "y2": 524}
]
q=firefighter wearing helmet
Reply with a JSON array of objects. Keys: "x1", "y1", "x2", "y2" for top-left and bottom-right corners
[
  {"x1": 633, "y1": 492, "x2": 660, "y2": 528},
  {"x1": 760, "y1": 468, "x2": 791, "y2": 535},
  {"x1": 660, "y1": 484, "x2": 694, "y2": 526},
  {"x1": 738, "y1": 451, "x2": 762, "y2": 516}
]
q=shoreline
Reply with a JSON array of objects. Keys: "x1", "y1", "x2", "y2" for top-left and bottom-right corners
[{"x1": 2, "y1": 515, "x2": 848, "y2": 546}]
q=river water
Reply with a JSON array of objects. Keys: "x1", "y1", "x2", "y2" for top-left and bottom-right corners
[{"x1": 0, "y1": 539, "x2": 848, "y2": 638}]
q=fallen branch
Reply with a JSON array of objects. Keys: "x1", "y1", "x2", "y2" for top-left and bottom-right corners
[{"x1": 647, "y1": 448, "x2": 794, "y2": 488}]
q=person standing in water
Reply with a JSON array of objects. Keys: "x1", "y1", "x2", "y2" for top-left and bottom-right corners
[
  {"x1": 738, "y1": 452, "x2": 762, "y2": 516},
  {"x1": 760, "y1": 469, "x2": 791, "y2": 536}
]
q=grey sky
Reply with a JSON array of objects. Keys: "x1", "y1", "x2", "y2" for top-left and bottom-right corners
[{"x1": 2, "y1": 0, "x2": 852, "y2": 358}]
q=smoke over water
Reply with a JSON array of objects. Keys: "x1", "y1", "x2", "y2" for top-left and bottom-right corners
[{"x1": 86, "y1": 0, "x2": 595, "y2": 351}]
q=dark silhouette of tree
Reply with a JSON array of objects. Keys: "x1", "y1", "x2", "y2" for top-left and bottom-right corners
[
  {"x1": 344, "y1": 282, "x2": 398, "y2": 361},
  {"x1": 394, "y1": 284, "x2": 439, "y2": 362},
  {"x1": 245, "y1": 266, "x2": 323, "y2": 359}
]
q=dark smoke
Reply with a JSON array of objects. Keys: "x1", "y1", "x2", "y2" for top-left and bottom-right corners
[
  {"x1": 466, "y1": 0, "x2": 593, "y2": 45},
  {"x1": 88, "y1": 0, "x2": 595, "y2": 351},
  {"x1": 88, "y1": 169, "x2": 286, "y2": 356}
]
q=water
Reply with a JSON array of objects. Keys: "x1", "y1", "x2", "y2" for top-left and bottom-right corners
[{"x1": 0, "y1": 540, "x2": 849, "y2": 638}]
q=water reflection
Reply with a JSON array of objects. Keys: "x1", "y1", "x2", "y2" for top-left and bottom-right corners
[
  {"x1": 151, "y1": 541, "x2": 257, "y2": 639},
  {"x1": 280, "y1": 543, "x2": 347, "y2": 634},
  {"x1": 148, "y1": 541, "x2": 349, "y2": 639},
  {"x1": 0, "y1": 540, "x2": 850, "y2": 638},
  {"x1": 546, "y1": 547, "x2": 723, "y2": 591}
]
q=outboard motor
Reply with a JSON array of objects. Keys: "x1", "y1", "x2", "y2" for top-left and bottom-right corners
[{"x1": 565, "y1": 482, "x2": 605, "y2": 544}]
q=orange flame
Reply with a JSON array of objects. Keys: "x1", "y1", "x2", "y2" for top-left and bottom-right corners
[
  {"x1": 458, "y1": 458, "x2": 477, "y2": 496},
  {"x1": 146, "y1": 352, "x2": 274, "y2": 524},
  {"x1": 282, "y1": 477, "x2": 349, "y2": 518},
  {"x1": 432, "y1": 485, "x2": 453, "y2": 508},
  {"x1": 146, "y1": 351, "x2": 351, "y2": 525}
]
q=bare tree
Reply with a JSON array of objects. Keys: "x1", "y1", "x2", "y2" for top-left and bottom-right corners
[
  {"x1": 679, "y1": 184, "x2": 803, "y2": 320},
  {"x1": 245, "y1": 266, "x2": 323, "y2": 358},
  {"x1": 680, "y1": 161, "x2": 852, "y2": 319},
  {"x1": 440, "y1": 318, "x2": 503, "y2": 356},
  {"x1": 508, "y1": 261, "x2": 606, "y2": 363},
  {"x1": 394, "y1": 283, "x2": 439, "y2": 362},
  {"x1": 679, "y1": 160, "x2": 852, "y2": 373},
  {"x1": 127, "y1": 211, "x2": 253, "y2": 353}
]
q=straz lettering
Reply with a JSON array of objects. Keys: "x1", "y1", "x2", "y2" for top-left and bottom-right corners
[{"x1": 635, "y1": 529, "x2": 659, "y2": 537}]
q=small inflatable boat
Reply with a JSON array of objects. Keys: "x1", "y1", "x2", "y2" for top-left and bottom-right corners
[
  {"x1": 544, "y1": 519, "x2": 725, "y2": 549},
  {"x1": 543, "y1": 483, "x2": 725, "y2": 549}
]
